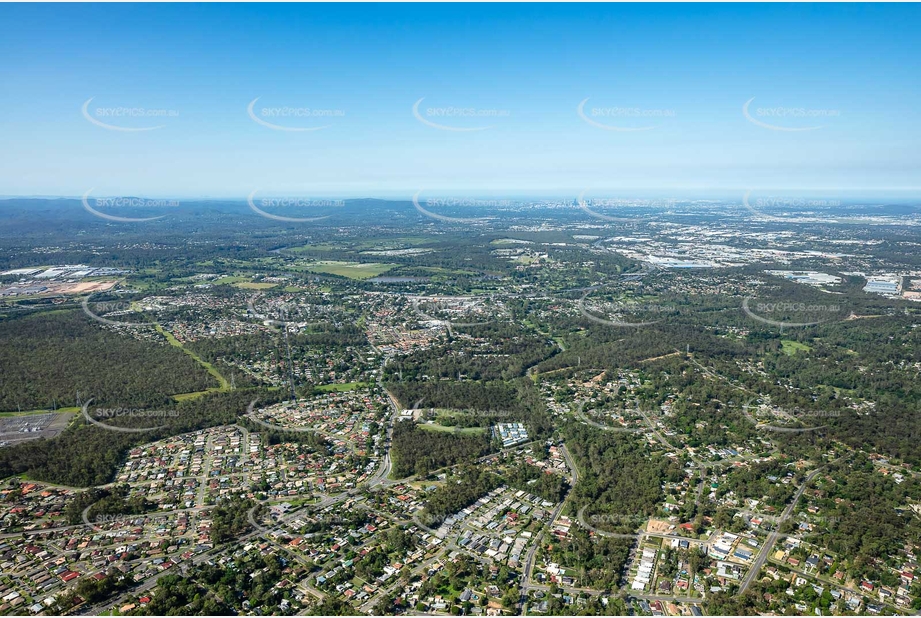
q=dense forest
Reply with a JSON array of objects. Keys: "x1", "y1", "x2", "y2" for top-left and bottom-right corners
[
  {"x1": 189, "y1": 323, "x2": 368, "y2": 364},
  {"x1": 563, "y1": 423, "x2": 683, "y2": 533},
  {"x1": 504, "y1": 461, "x2": 569, "y2": 503},
  {"x1": 417, "y1": 466, "x2": 503, "y2": 527},
  {"x1": 390, "y1": 421, "x2": 493, "y2": 478},
  {"x1": 382, "y1": 322, "x2": 557, "y2": 382},
  {"x1": 210, "y1": 496, "x2": 257, "y2": 543},
  {"x1": 547, "y1": 524, "x2": 633, "y2": 590},
  {"x1": 797, "y1": 456, "x2": 921, "y2": 575},
  {"x1": 0, "y1": 310, "x2": 216, "y2": 411},
  {"x1": 62, "y1": 484, "x2": 154, "y2": 524}
]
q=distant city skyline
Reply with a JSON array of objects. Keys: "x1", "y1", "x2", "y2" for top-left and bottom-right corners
[{"x1": 0, "y1": 3, "x2": 919, "y2": 197}]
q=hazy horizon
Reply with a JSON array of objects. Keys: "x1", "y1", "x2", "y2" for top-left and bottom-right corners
[{"x1": 1, "y1": 3, "x2": 918, "y2": 197}]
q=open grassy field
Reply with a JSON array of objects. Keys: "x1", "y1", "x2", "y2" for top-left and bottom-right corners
[
  {"x1": 780, "y1": 339, "x2": 812, "y2": 356},
  {"x1": 213, "y1": 275, "x2": 249, "y2": 285},
  {"x1": 235, "y1": 281, "x2": 278, "y2": 290},
  {"x1": 490, "y1": 238, "x2": 533, "y2": 245},
  {"x1": 0, "y1": 406, "x2": 80, "y2": 418},
  {"x1": 418, "y1": 423, "x2": 486, "y2": 435},
  {"x1": 282, "y1": 243, "x2": 341, "y2": 253},
  {"x1": 302, "y1": 261, "x2": 395, "y2": 280},
  {"x1": 314, "y1": 381, "x2": 369, "y2": 393},
  {"x1": 514, "y1": 255, "x2": 539, "y2": 264}
]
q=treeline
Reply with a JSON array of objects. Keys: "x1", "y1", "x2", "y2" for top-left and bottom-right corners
[
  {"x1": 131, "y1": 572, "x2": 232, "y2": 616},
  {"x1": 236, "y1": 417, "x2": 330, "y2": 450},
  {"x1": 390, "y1": 421, "x2": 493, "y2": 478},
  {"x1": 189, "y1": 323, "x2": 367, "y2": 366},
  {"x1": 386, "y1": 380, "x2": 525, "y2": 414},
  {"x1": 210, "y1": 496, "x2": 256, "y2": 543},
  {"x1": 540, "y1": 285, "x2": 921, "y2": 465},
  {"x1": 63, "y1": 484, "x2": 153, "y2": 524},
  {"x1": 0, "y1": 310, "x2": 216, "y2": 411},
  {"x1": 0, "y1": 388, "x2": 280, "y2": 487},
  {"x1": 547, "y1": 524, "x2": 633, "y2": 590},
  {"x1": 46, "y1": 573, "x2": 135, "y2": 613},
  {"x1": 798, "y1": 456, "x2": 921, "y2": 575},
  {"x1": 564, "y1": 423, "x2": 683, "y2": 533},
  {"x1": 419, "y1": 462, "x2": 567, "y2": 528},
  {"x1": 533, "y1": 318, "x2": 744, "y2": 377},
  {"x1": 386, "y1": 378, "x2": 555, "y2": 438},
  {"x1": 418, "y1": 467, "x2": 502, "y2": 526},
  {"x1": 718, "y1": 460, "x2": 798, "y2": 508},
  {"x1": 505, "y1": 462, "x2": 569, "y2": 503},
  {"x1": 305, "y1": 597, "x2": 360, "y2": 616}
]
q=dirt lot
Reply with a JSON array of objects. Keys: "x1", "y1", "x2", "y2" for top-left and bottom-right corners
[
  {"x1": 59, "y1": 280, "x2": 118, "y2": 294},
  {"x1": 646, "y1": 519, "x2": 676, "y2": 534}
]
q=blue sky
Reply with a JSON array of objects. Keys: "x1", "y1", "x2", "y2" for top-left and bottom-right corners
[{"x1": 0, "y1": 3, "x2": 918, "y2": 199}]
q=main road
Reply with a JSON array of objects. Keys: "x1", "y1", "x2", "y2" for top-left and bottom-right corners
[
  {"x1": 519, "y1": 442, "x2": 579, "y2": 614},
  {"x1": 738, "y1": 464, "x2": 830, "y2": 594}
]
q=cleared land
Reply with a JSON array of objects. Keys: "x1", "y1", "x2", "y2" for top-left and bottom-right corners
[
  {"x1": 418, "y1": 423, "x2": 487, "y2": 435},
  {"x1": 314, "y1": 382, "x2": 369, "y2": 393},
  {"x1": 781, "y1": 340, "x2": 812, "y2": 356},
  {"x1": 302, "y1": 261, "x2": 396, "y2": 280}
]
